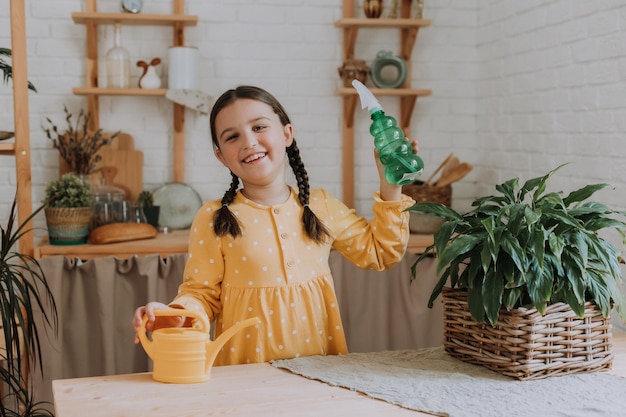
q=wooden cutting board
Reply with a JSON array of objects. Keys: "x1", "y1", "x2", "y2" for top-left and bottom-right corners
[{"x1": 59, "y1": 133, "x2": 143, "y2": 201}]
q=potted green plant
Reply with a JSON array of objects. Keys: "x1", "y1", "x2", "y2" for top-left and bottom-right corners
[
  {"x1": 138, "y1": 189, "x2": 160, "y2": 229},
  {"x1": 0, "y1": 194, "x2": 57, "y2": 415},
  {"x1": 43, "y1": 173, "x2": 93, "y2": 245},
  {"x1": 408, "y1": 164, "x2": 626, "y2": 379}
]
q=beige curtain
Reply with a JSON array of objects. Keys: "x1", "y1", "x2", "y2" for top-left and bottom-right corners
[
  {"x1": 32, "y1": 252, "x2": 442, "y2": 410},
  {"x1": 331, "y1": 251, "x2": 443, "y2": 353},
  {"x1": 32, "y1": 254, "x2": 187, "y2": 408}
]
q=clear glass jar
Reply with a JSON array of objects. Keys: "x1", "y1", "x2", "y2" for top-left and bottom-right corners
[
  {"x1": 92, "y1": 179, "x2": 126, "y2": 228},
  {"x1": 106, "y1": 23, "x2": 130, "y2": 88}
]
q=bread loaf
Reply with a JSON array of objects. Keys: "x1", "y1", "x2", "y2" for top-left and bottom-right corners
[{"x1": 90, "y1": 223, "x2": 158, "y2": 244}]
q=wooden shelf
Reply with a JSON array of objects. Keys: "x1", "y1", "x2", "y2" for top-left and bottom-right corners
[
  {"x1": 73, "y1": 87, "x2": 166, "y2": 96},
  {"x1": 334, "y1": 17, "x2": 432, "y2": 28},
  {"x1": 34, "y1": 0, "x2": 195, "y2": 260},
  {"x1": 33, "y1": 229, "x2": 189, "y2": 260},
  {"x1": 335, "y1": 87, "x2": 432, "y2": 97},
  {"x1": 72, "y1": 0, "x2": 195, "y2": 183},
  {"x1": 337, "y1": 0, "x2": 432, "y2": 208},
  {"x1": 72, "y1": 12, "x2": 198, "y2": 26},
  {"x1": 0, "y1": 143, "x2": 16, "y2": 156}
]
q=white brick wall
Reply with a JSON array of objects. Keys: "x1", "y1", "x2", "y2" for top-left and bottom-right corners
[{"x1": 1, "y1": 1, "x2": 626, "y2": 330}]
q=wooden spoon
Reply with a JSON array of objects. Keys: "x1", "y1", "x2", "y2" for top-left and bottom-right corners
[
  {"x1": 424, "y1": 152, "x2": 453, "y2": 185},
  {"x1": 440, "y1": 156, "x2": 460, "y2": 179},
  {"x1": 436, "y1": 162, "x2": 473, "y2": 187}
]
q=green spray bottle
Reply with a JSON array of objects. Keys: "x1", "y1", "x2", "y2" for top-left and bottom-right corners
[{"x1": 352, "y1": 79, "x2": 424, "y2": 186}]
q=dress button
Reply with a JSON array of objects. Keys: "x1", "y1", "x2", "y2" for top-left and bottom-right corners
[
  {"x1": 280, "y1": 233, "x2": 288, "y2": 239},
  {"x1": 273, "y1": 208, "x2": 280, "y2": 214}
]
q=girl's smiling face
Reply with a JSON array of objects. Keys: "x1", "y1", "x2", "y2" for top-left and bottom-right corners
[{"x1": 214, "y1": 99, "x2": 293, "y2": 187}]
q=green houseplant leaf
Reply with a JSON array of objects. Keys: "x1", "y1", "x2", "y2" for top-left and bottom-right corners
[
  {"x1": 407, "y1": 165, "x2": 626, "y2": 326},
  {"x1": 1, "y1": 194, "x2": 58, "y2": 415}
]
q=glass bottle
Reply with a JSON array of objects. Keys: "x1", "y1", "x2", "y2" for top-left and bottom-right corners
[{"x1": 106, "y1": 23, "x2": 130, "y2": 88}]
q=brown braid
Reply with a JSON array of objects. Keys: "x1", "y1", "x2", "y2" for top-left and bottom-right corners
[
  {"x1": 213, "y1": 171, "x2": 242, "y2": 237},
  {"x1": 210, "y1": 85, "x2": 330, "y2": 243},
  {"x1": 287, "y1": 140, "x2": 331, "y2": 243}
]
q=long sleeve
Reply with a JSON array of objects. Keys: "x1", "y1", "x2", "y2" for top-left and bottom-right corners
[
  {"x1": 169, "y1": 204, "x2": 223, "y2": 324},
  {"x1": 314, "y1": 189, "x2": 414, "y2": 271}
]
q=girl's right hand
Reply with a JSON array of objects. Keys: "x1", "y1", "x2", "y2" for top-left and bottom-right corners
[{"x1": 132, "y1": 302, "x2": 185, "y2": 344}]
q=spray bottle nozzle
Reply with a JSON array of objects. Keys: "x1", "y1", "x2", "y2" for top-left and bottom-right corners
[{"x1": 352, "y1": 80, "x2": 384, "y2": 115}]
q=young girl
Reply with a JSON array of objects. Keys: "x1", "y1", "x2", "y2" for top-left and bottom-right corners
[{"x1": 133, "y1": 85, "x2": 417, "y2": 365}]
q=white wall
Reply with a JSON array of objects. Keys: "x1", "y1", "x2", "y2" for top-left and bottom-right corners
[
  {"x1": 0, "y1": 0, "x2": 480, "y2": 225},
  {"x1": 1, "y1": 1, "x2": 625, "y2": 330}
]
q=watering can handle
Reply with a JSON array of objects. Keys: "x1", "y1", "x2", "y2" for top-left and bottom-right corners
[{"x1": 137, "y1": 309, "x2": 212, "y2": 359}]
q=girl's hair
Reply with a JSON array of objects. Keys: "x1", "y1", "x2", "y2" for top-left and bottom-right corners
[{"x1": 210, "y1": 85, "x2": 331, "y2": 244}]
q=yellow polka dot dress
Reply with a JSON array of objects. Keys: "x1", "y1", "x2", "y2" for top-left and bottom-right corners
[{"x1": 171, "y1": 187, "x2": 414, "y2": 366}]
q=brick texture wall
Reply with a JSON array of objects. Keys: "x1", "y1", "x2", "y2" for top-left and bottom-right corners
[{"x1": 1, "y1": 1, "x2": 625, "y2": 330}]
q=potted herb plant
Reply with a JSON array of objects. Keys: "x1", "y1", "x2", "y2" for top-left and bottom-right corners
[
  {"x1": 43, "y1": 173, "x2": 93, "y2": 245},
  {"x1": 0, "y1": 194, "x2": 57, "y2": 415},
  {"x1": 408, "y1": 164, "x2": 626, "y2": 379},
  {"x1": 42, "y1": 106, "x2": 120, "y2": 177},
  {"x1": 138, "y1": 190, "x2": 160, "y2": 229}
]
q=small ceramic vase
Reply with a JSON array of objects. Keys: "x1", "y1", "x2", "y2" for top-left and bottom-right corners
[
  {"x1": 363, "y1": 0, "x2": 383, "y2": 18},
  {"x1": 139, "y1": 66, "x2": 162, "y2": 89},
  {"x1": 137, "y1": 57, "x2": 162, "y2": 89}
]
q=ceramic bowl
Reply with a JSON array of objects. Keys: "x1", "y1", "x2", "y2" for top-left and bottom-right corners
[{"x1": 409, "y1": 212, "x2": 445, "y2": 234}]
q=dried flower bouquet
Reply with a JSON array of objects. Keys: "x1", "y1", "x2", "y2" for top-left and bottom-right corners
[{"x1": 43, "y1": 106, "x2": 120, "y2": 175}]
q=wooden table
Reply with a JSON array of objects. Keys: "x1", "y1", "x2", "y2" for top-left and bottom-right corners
[{"x1": 52, "y1": 333, "x2": 626, "y2": 417}]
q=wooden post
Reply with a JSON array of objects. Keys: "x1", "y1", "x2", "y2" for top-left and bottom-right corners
[{"x1": 10, "y1": 0, "x2": 34, "y2": 256}]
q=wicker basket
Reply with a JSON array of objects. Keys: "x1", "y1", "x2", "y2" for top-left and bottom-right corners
[
  {"x1": 402, "y1": 182, "x2": 452, "y2": 207},
  {"x1": 45, "y1": 207, "x2": 92, "y2": 245},
  {"x1": 441, "y1": 287, "x2": 613, "y2": 380}
]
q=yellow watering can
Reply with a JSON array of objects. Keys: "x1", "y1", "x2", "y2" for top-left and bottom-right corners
[{"x1": 138, "y1": 309, "x2": 260, "y2": 383}]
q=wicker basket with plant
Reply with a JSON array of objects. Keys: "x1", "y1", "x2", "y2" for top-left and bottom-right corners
[{"x1": 408, "y1": 164, "x2": 626, "y2": 379}]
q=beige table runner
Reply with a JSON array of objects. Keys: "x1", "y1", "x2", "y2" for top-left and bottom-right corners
[{"x1": 272, "y1": 347, "x2": 626, "y2": 417}]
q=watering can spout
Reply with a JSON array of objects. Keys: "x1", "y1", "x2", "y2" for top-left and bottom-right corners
[{"x1": 205, "y1": 317, "x2": 261, "y2": 373}]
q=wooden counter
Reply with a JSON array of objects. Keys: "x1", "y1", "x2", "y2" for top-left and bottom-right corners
[
  {"x1": 52, "y1": 334, "x2": 626, "y2": 417},
  {"x1": 33, "y1": 229, "x2": 190, "y2": 260},
  {"x1": 33, "y1": 231, "x2": 434, "y2": 259}
]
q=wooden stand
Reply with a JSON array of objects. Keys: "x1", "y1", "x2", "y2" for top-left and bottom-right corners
[
  {"x1": 335, "y1": 0, "x2": 432, "y2": 207},
  {"x1": 0, "y1": 0, "x2": 34, "y2": 255}
]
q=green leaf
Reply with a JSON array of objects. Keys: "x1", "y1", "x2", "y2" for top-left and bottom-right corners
[
  {"x1": 495, "y1": 178, "x2": 519, "y2": 204},
  {"x1": 525, "y1": 262, "x2": 551, "y2": 313},
  {"x1": 562, "y1": 249, "x2": 586, "y2": 304},
  {"x1": 563, "y1": 183, "x2": 610, "y2": 206},
  {"x1": 503, "y1": 287, "x2": 522, "y2": 309},
  {"x1": 499, "y1": 230, "x2": 526, "y2": 273},
  {"x1": 527, "y1": 163, "x2": 569, "y2": 202},
  {"x1": 586, "y1": 268, "x2": 613, "y2": 317},
  {"x1": 467, "y1": 285, "x2": 486, "y2": 324},
  {"x1": 427, "y1": 269, "x2": 450, "y2": 308},
  {"x1": 405, "y1": 202, "x2": 463, "y2": 221},
  {"x1": 561, "y1": 285, "x2": 586, "y2": 317},
  {"x1": 482, "y1": 268, "x2": 504, "y2": 326},
  {"x1": 548, "y1": 233, "x2": 564, "y2": 261},
  {"x1": 437, "y1": 235, "x2": 483, "y2": 275}
]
